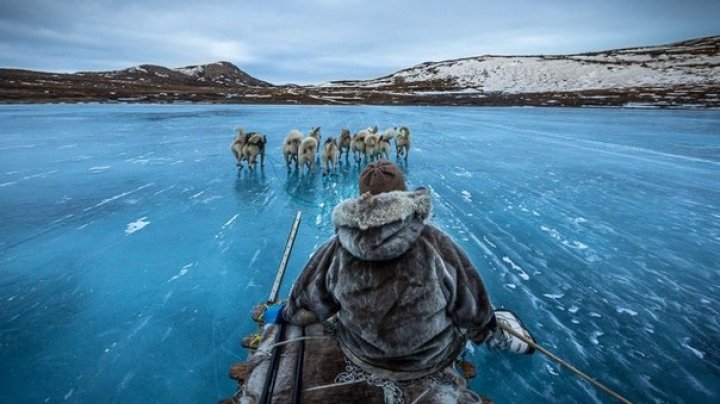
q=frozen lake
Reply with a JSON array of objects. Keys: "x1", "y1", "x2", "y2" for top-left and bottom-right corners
[{"x1": 1, "y1": 104, "x2": 719, "y2": 403}]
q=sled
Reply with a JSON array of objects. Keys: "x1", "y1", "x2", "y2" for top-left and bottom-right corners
[{"x1": 224, "y1": 319, "x2": 492, "y2": 404}]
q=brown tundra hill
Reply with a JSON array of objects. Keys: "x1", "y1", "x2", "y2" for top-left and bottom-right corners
[{"x1": 1, "y1": 36, "x2": 719, "y2": 107}]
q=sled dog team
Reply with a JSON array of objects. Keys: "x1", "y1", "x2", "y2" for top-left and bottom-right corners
[{"x1": 231, "y1": 126, "x2": 411, "y2": 175}]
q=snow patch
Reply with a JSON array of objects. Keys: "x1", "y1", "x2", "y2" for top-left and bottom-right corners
[
  {"x1": 502, "y1": 256, "x2": 530, "y2": 280},
  {"x1": 482, "y1": 236, "x2": 496, "y2": 248},
  {"x1": 175, "y1": 66, "x2": 205, "y2": 76},
  {"x1": 616, "y1": 307, "x2": 638, "y2": 316},
  {"x1": 540, "y1": 225, "x2": 561, "y2": 240},
  {"x1": 167, "y1": 262, "x2": 194, "y2": 283},
  {"x1": 125, "y1": 217, "x2": 150, "y2": 235},
  {"x1": 223, "y1": 214, "x2": 239, "y2": 228},
  {"x1": 682, "y1": 343, "x2": 704, "y2": 359},
  {"x1": 469, "y1": 233, "x2": 494, "y2": 256},
  {"x1": 453, "y1": 167, "x2": 473, "y2": 177},
  {"x1": 21, "y1": 169, "x2": 59, "y2": 179},
  {"x1": 371, "y1": 51, "x2": 720, "y2": 94},
  {"x1": 545, "y1": 364, "x2": 560, "y2": 376},
  {"x1": 249, "y1": 249, "x2": 261, "y2": 268},
  {"x1": 564, "y1": 240, "x2": 589, "y2": 250},
  {"x1": 573, "y1": 217, "x2": 588, "y2": 225},
  {"x1": 85, "y1": 183, "x2": 154, "y2": 212}
]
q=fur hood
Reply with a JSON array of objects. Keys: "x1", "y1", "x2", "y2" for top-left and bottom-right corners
[{"x1": 332, "y1": 189, "x2": 431, "y2": 261}]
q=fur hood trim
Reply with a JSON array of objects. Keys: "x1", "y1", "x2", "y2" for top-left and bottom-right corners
[{"x1": 333, "y1": 189, "x2": 431, "y2": 230}]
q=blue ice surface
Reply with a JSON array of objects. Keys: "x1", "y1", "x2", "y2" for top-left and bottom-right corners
[{"x1": 1, "y1": 104, "x2": 719, "y2": 403}]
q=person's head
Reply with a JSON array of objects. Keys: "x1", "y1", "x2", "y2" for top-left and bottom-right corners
[{"x1": 359, "y1": 160, "x2": 407, "y2": 195}]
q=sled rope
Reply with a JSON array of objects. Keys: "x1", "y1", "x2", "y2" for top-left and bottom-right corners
[
  {"x1": 408, "y1": 387, "x2": 431, "y2": 404},
  {"x1": 303, "y1": 379, "x2": 365, "y2": 393},
  {"x1": 255, "y1": 335, "x2": 331, "y2": 356},
  {"x1": 498, "y1": 322, "x2": 633, "y2": 404}
]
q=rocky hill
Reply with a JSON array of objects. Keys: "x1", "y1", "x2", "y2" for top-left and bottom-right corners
[
  {"x1": 317, "y1": 36, "x2": 720, "y2": 107},
  {"x1": 80, "y1": 62, "x2": 272, "y2": 87},
  {"x1": 0, "y1": 62, "x2": 273, "y2": 103},
  {"x1": 1, "y1": 36, "x2": 718, "y2": 107}
]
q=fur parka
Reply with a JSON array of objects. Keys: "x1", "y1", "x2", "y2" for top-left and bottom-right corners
[{"x1": 283, "y1": 188, "x2": 495, "y2": 381}]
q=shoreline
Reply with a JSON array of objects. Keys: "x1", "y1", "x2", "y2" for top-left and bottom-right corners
[{"x1": 1, "y1": 100, "x2": 718, "y2": 110}]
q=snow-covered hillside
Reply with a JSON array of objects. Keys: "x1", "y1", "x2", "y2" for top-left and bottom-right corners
[{"x1": 328, "y1": 36, "x2": 720, "y2": 94}]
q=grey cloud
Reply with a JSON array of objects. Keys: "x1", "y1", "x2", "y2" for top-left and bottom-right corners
[{"x1": 1, "y1": 0, "x2": 718, "y2": 83}]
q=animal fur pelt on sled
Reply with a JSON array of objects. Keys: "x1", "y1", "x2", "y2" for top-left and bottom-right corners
[{"x1": 229, "y1": 322, "x2": 492, "y2": 404}]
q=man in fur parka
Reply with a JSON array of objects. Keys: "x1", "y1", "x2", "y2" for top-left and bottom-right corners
[{"x1": 279, "y1": 160, "x2": 533, "y2": 386}]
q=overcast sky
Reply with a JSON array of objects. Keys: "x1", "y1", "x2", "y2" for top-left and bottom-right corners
[{"x1": 1, "y1": 0, "x2": 718, "y2": 84}]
